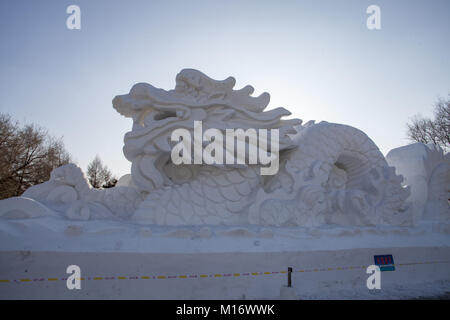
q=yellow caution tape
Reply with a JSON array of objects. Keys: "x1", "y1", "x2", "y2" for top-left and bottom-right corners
[{"x1": 1, "y1": 260, "x2": 449, "y2": 284}]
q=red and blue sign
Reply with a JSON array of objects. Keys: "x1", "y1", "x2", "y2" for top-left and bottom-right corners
[{"x1": 374, "y1": 254, "x2": 395, "y2": 271}]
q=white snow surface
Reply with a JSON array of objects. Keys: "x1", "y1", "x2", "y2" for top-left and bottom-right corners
[{"x1": 0, "y1": 216, "x2": 449, "y2": 253}]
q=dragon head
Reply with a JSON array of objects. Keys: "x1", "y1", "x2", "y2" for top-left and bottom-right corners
[{"x1": 113, "y1": 69, "x2": 300, "y2": 192}]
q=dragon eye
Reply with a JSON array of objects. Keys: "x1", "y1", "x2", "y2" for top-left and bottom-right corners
[{"x1": 154, "y1": 111, "x2": 177, "y2": 120}]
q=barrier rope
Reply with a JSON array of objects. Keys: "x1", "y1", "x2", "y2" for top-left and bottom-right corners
[{"x1": 1, "y1": 260, "x2": 449, "y2": 284}]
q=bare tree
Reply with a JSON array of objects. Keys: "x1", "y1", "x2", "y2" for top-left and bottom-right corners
[
  {"x1": 434, "y1": 97, "x2": 450, "y2": 147},
  {"x1": 407, "y1": 95, "x2": 450, "y2": 151},
  {"x1": 86, "y1": 155, "x2": 116, "y2": 188},
  {"x1": 0, "y1": 113, "x2": 72, "y2": 199}
]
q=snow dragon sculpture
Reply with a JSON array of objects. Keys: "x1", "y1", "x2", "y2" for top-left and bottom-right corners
[{"x1": 0, "y1": 69, "x2": 414, "y2": 227}]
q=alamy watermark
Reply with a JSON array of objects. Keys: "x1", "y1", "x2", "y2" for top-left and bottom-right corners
[
  {"x1": 66, "y1": 265, "x2": 81, "y2": 290},
  {"x1": 65, "y1": 5, "x2": 380, "y2": 31},
  {"x1": 66, "y1": 5, "x2": 81, "y2": 30},
  {"x1": 366, "y1": 265, "x2": 381, "y2": 289},
  {"x1": 170, "y1": 121, "x2": 280, "y2": 175},
  {"x1": 366, "y1": 5, "x2": 381, "y2": 30}
]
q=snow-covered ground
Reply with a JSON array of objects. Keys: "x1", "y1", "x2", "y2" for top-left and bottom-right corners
[{"x1": 0, "y1": 217, "x2": 449, "y2": 299}]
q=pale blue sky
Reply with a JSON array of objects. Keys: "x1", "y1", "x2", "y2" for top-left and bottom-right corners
[{"x1": 1, "y1": 0, "x2": 449, "y2": 177}]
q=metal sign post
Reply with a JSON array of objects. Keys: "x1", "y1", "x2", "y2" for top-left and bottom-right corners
[{"x1": 287, "y1": 267, "x2": 292, "y2": 287}]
